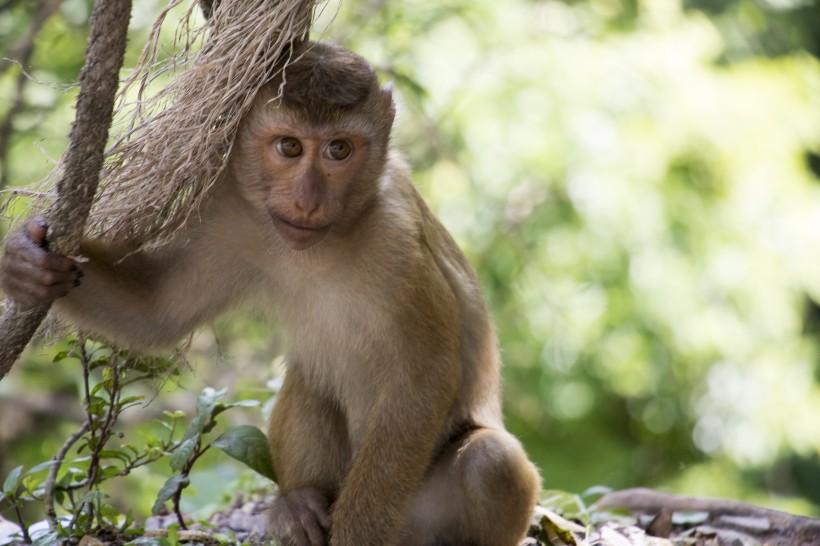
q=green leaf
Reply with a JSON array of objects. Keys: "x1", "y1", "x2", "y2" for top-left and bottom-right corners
[
  {"x1": 90, "y1": 357, "x2": 110, "y2": 371},
  {"x1": 537, "y1": 507, "x2": 585, "y2": 545},
  {"x1": 119, "y1": 395, "x2": 146, "y2": 409},
  {"x1": 25, "y1": 461, "x2": 59, "y2": 476},
  {"x1": 100, "y1": 449, "x2": 132, "y2": 465},
  {"x1": 119, "y1": 508, "x2": 135, "y2": 532},
  {"x1": 117, "y1": 508, "x2": 137, "y2": 534},
  {"x1": 196, "y1": 387, "x2": 227, "y2": 418},
  {"x1": 52, "y1": 350, "x2": 69, "y2": 362},
  {"x1": 170, "y1": 437, "x2": 197, "y2": 473},
  {"x1": 540, "y1": 489, "x2": 592, "y2": 524},
  {"x1": 89, "y1": 383, "x2": 107, "y2": 398},
  {"x1": 151, "y1": 475, "x2": 189, "y2": 515},
  {"x1": 31, "y1": 531, "x2": 60, "y2": 546},
  {"x1": 181, "y1": 414, "x2": 206, "y2": 442},
  {"x1": 212, "y1": 425, "x2": 277, "y2": 482},
  {"x1": 102, "y1": 465, "x2": 122, "y2": 479},
  {"x1": 167, "y1": 525, "x2": 179, "y2": 545},
  {"x1": 3, "y1": 465, "x2": 23, "y2": 496},
  {"x1": 100, "y1": 502, "x2": 121, "y2": 524}
]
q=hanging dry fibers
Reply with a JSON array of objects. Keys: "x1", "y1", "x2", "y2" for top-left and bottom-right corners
[
  {"x1": 0, "y1": 0, "x2": 320, "y2": 374},
  {"x1": 89, "y1": 0, "x2": 320, "y2": 249}
]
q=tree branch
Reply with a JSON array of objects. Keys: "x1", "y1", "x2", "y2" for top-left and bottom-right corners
[{"x1": 0, "y1": 0, "x2": 132, "y2": 379}]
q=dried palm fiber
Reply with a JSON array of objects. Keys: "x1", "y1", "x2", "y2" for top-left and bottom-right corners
[{"x1": 86, "y1": 0, "x2": 321, "y2": 249}]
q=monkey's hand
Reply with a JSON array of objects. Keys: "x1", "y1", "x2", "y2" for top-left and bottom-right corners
[
  {"x1": 268, "y1": 487, "x2": 330, "y2": 546},
  {"x1": 0, "y1": 216, "x2": 82, "y2": 307}
]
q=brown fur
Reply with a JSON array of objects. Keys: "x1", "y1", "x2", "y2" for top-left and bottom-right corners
[
  {"x1": 0, "y1": 42, "x2": 540, "y2": 546},
  {"x1": 277, "y1": 41, "x2": 380, "y2": 124}
]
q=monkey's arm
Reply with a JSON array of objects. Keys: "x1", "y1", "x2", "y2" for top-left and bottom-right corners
[
  {"x1": 42, "y1": 185, "x2": 263, "y2": 350},
  {"x1": 54, "y1": 226, "x2": 255, "y2": 350}
]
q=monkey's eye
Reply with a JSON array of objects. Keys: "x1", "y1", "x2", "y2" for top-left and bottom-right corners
[
  {"x1": 276, "y1": 137, "x2": 303, "y2": 158},
  {"x1": 326, "y1": 140, "x2": 351, "y2": 160}
]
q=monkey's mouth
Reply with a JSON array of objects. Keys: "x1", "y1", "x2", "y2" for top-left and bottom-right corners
[{"x1": 270, "y1": 214, "x2": 331, "y2": 250}]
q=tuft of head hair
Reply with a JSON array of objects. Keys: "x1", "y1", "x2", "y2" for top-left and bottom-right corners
[
  {"x1": 280, "y1": 42, "x2": 378, "y2": 117},
  {"x1": 264, "y1": 41, "x2": 394, "y2": 137}
]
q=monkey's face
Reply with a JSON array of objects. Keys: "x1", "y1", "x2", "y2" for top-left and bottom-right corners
[{"x1": 249, "y1": 125, "x2": 374, "y2": 251}]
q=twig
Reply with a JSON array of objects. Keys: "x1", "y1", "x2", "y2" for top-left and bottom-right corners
[
  {"x1": 11, "y1": 502, "x2": 32, "y2": 543},
  {"x1": 44, "y1": 420, "x2": 92, "y2": 531},
  {"x1": 171, "y1": 441, "x2": 211, "y2": 530},
  {"x1": 82, "y1": 347, "x2": 122, "y2": 525}
]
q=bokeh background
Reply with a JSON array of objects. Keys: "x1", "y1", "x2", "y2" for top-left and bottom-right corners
[{"x1": 1, "y1": 0, "x2": 820, "y2": 521}]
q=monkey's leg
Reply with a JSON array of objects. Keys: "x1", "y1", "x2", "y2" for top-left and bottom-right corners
[
  {"x1": 400, "y1": 427, "x2": 540, "y2": 546},
  {"x1": 267, "y1": 367, "x2": 350, "y2": 546}
]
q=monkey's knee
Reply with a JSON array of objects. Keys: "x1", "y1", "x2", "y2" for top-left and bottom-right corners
[
  {"x1": 460, "y1": 429, "x2": 541, "y2": 527},
  {"x1": 403, "y1": 428, "x2": 540, "y2": 546}
]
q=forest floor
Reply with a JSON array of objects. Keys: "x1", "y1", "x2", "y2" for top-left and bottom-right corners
[
  {"x1": 2, "y1": 488, "x2": 819, "y2": 545},
  {"x1": 530, "y1": 488, "x2": 820, "y2": 546},
  {"x1": 141, "y1": 487, "x2": 820, "y2": 546}
]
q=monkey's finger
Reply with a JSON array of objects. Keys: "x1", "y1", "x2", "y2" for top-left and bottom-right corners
[
  {"x1": 0, "y1": 274, "x2": 54, "y2": 306},
  {"x1": 7, "y1": 256, "x2": 80, "y2": 287},
  {"x1": 5, "y1": 232, "x2": 78, "y2": 273},
  {"x1": 285, "y1": 522, "x2": 313, "y2": 546},
  {"x1": 3, "y1": 253, "x2": 82, "y2": 299},
  {"x1": 25, "y1": 216, "x2": 48, "y2": 248},
  {"x1": 3, "y1": 269, "x2": 78, "y2": 302},
  {"x1": 38, "y1": 252, "x2": 79, "y2": 274},
  {"x1": 46, "y1": 279, "x2": 80, "y2": 299},
  {"x1": 304, "y1": 499, "x2": 330, "y2": 532},
  {"x1": 0, "y1": 275, "x2": 36, "y2": 305},
  {"x1": 296, "y1": 511, "x2": 326, "y2": 546},
  {"x1": 292, "y1": 489, "x2": 330, "y2": 532}
]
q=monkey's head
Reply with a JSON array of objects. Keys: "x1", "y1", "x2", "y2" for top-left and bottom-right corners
[{"x1": 233, "y1": 41, "x2": 396, "y2": 251}]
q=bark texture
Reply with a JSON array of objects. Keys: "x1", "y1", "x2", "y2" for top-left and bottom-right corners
[{"x1": 0, "y1": 0, "x2": 132, "y2": 378}]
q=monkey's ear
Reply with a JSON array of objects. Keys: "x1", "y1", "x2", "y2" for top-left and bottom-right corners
[{"x1": 381, "y1": 83, "x2": 396, "y2": 126}]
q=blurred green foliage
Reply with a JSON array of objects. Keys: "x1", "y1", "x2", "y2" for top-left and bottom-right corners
[{"x1": 2, "y1": 0, "x2": 820, "y2": 522}]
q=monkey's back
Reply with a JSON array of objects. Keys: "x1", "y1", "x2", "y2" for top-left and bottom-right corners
[{"x1": 380, "y1": 158, "x2": 505, "y2": 434}]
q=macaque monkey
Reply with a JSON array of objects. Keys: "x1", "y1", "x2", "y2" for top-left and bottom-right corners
[{"x1": 0, "y1": 42, "x2": 540, "y2": 545}]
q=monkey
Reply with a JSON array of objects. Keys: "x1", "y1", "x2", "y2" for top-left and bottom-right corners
[{"x1": 0, "y1": 41, "x2": 541, "y2": 546}]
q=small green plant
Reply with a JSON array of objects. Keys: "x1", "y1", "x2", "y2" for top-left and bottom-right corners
[
  {"x1": 0, "y1": 337, "x2": 276, "y2": 545},
  {"x1": 151, "y1": 386, "x2": 276, "y2": 528}
]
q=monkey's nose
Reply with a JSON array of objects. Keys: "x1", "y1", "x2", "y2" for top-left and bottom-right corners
[
  {"x1": 294, "y1": 194, "x2": 321, "y2": 214},
  {"x1": 294, "y1": 167, "x2": 324, "y2": 214}
]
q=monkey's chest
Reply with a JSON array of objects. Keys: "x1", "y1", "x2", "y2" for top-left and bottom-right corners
[{"x1": 279, "y1": 283, "x2": 391, "y2": 388}]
